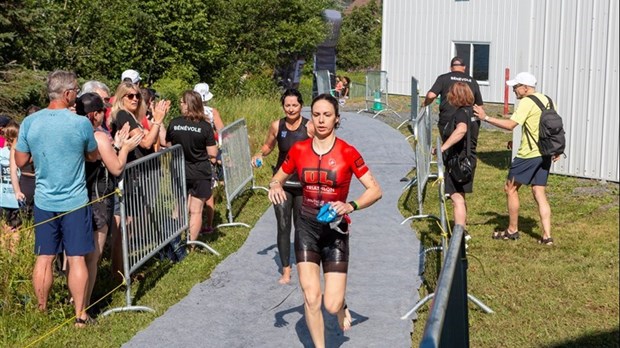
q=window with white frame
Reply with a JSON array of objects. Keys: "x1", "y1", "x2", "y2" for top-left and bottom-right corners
[{"x1": 454, "y1": 42, "x2": 490, "y2": 82}]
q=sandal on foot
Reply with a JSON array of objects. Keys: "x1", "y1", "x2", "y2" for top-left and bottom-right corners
[
  {"x1": 538, "y1": 237, "x2": 554, "y2": 245},
  {"x1": 501, "y1": 229, "x2": 520, "y2": 240},
  {"x1": 75, "y1": 316, "x2": 96, "y2": 328},
  {"x1": 492, "y1": 229, "x2": 518, "y2": 240}
]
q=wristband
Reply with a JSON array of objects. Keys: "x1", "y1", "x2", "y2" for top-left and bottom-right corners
[
  {"x1": 113, "y1": 144, "x2": 121, "y2": 152},
  {"x1": 348, "y1": 200, "x2": 359, "y2": 211},
  {"x1": 484, "y1": 115, "x2": 489, "y2": 122}
]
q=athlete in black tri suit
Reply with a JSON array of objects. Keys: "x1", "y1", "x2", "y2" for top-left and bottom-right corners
[
  {"x1": 268, "y1": 94, "x2": 382, "y2": 347},
  {"x1": 252, "y1": 89, "x2": 314, "y2": 284}
]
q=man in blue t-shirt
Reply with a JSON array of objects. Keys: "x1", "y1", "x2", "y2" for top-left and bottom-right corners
[{"x1": 15, "y1": 70, "x2": 99, "y2": 326}]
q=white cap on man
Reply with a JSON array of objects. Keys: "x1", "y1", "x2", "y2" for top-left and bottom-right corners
[
  {"x1": 194, "y1": 83, "x2": 213, "y2": 102},
  {"x1": 506, "y1": 72, "x2": 537, "y2": 87},
  {"x1": 121, "y1": 69, "x2": 141, "y2": 84}
]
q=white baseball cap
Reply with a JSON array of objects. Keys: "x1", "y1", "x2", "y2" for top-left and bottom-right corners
[
  {"x1": 121, "y1": 69, "x2": 141, "y2": 84},
  {"x1": 506, "y1": 72, "x2": 537, "y2": 87},
  {"x1": 194, "y1": 83, "x2": 213, "y2": 102}
]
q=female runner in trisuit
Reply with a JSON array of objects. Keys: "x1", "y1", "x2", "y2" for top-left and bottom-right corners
[
  {"x1": 252, "y1": 89, "x2": 314, "y2": 284},
  {"x1": 267, "y1": 94, "x2": 382, "y2": 347}
]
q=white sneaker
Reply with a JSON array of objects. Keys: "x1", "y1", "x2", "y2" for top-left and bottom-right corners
[{"x1": 464, "y1": 230, "x2": 472, "y2": 242}]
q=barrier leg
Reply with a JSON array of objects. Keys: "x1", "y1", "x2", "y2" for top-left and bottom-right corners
[
  {"x1": 467, "y1": 294, "x2": 494, "y2": 314},
  {"x1": 397, "y1": 118, "x2": 410, "y2": 130},
  {"x1": 187, "y1": 240, "x2": 221, "y2": 256},
  {"x1": 401, "y1": 293, "x2": 435, "y2": 320}
]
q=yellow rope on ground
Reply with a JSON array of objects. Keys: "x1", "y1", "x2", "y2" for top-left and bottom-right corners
[
  {"x1": 16, "y1": 188, "x2": 121, "y2": 234},
  {"x1": 24, "y1": 272, "x2": 127, "y2": 348}
]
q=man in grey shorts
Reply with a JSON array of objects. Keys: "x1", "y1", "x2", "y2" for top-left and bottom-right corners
[{"x1": 473, "y1": 72, "x2": 560, "y2": 246}]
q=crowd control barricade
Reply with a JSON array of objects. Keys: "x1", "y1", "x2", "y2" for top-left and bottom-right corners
[
  {"x1": 419, "y1": 225, "x2": 469, "y2": 348},
  {"x1": 401, "y1": 137, "x2": 447, "y2": 319},
  {"x1": 348, "y1": 81, "x2": 365, "y2": 98},
  {"x1": 398, "y1": 76, "x2": 419, "y2": 130},
  {"x1": 401, "y1": 139, "x2": 493, "y2": 320},
  {"x1": 357, "y1": 70, "x2": 400, "y2": 118},
  {"x1": 401, "y1": 106, "x2": 438, "y2": 224},
  {"x1": 102, "y1": 145, "x2": 212, "y2": 316},
  {"x1": 217, "y1": 118, "x2": 268, "y2": 229},
  {"x1": 314, "y1": 69, "x2": 334, "y2": 96}
]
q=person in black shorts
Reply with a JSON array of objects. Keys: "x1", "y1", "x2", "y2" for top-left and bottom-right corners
[
  {"x1": 165, "y1": 90, "x2": 218, "y2": 244},
  {"x1": 436, "y1": 82, "x2": 480, "y2": 238},
  {"x1": 422, "y1": 56, "x2": 484, "y2": 133},
  {"x1": 268, "y1": 94, "x2": 382, "y2": 347},
  {"x1": 251, "y1": 89, "x2": 314, "y2": 284}
]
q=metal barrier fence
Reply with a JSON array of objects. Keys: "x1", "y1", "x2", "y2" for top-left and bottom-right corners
[
  {"x1": 401, "y1": 106, "x2": 437, "y2": 224},
  {"x1": 357, "y1": 70, "x2": 400, "y2": 118},
  {"x1": 398, "y1": 76, "x2": 419, "y2": 130},
  {"x1": 218, "y1": 118, "x2": 267, "y2": 229},
  {"x1": 419, "y1": 225, "x2": 469, "y2": 348},
  {"x1": 401, "y1": 137, "x2": 447, "y2": 320},
  {"x1": 401, "y1": 138, "x2": 493, "y2": 321},
  {"x1": 348, "y1": 81, "x2": 365, "y2": 98},
  {"x1": 103, "y1": 145, "x2": 192, "y2": 316},
  {"x1": 314, "y1": 69, "x2": 333, "y2": 96}
]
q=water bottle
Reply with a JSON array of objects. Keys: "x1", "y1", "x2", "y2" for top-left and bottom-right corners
[{"x1": 255, "y1": 158, "x2": 262, "y2": 167}]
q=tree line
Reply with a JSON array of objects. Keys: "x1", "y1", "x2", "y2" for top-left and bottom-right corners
[{"x1": 0, "y1": 0, "x2": 381, "y2": 118}]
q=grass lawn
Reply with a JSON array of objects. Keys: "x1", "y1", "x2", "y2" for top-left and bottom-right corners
[{"x1": 1, "y1": 90, "x2": 618, "y2": 348}]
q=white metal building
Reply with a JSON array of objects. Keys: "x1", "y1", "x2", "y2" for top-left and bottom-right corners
[{"x1": 382, "y1": 0, "x2": 619, "y2": 182}]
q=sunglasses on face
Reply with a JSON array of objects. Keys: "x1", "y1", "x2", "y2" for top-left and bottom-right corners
[
  {"x1": 125, "y1": 93, "x2": 141, "y2": 100},
  {"x1": 512, "y1": 84, "x2": 524, "y2": 91}
]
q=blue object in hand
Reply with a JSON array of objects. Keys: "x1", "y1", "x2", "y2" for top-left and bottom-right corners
[
  {"x1": 255, "y1": 158, "x2": 262, "y2": 167},
  {"x1": 317, "y1": 204, "x2": 338, "y2": 223}
]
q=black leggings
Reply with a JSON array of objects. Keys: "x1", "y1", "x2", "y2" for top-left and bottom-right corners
[{"x1": 273, "y1": 187, "x2": 302, "y2": 268}]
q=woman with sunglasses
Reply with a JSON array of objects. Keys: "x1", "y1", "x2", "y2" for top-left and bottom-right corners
[
  {"x1": 109, "y1": 82, "x2": 170, "y2": 277},
  {"x1": 110, "y1": 81, "x2": 170, "y2": 162},
  {"x1": 268, "y1": 94, "x2": 382, "y2": 346}
]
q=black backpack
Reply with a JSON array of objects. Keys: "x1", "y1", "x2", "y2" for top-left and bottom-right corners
[{"x1": 524, "y1": 95, "x2": 566, "y2": 157}]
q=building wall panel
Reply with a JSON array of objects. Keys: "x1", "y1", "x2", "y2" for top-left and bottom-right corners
[{"x1": 382, "y1": 0, "x2": 619, "y2": 182}]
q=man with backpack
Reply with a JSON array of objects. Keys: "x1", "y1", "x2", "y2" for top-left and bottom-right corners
[{"x1": 473, "y1": 72, "x2": 563, "y2": 246}]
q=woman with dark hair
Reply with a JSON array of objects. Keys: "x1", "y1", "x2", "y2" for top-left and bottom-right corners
[
  {"x1": 439, "y1": 81, "x2": 480, "y2": 233},
  {"x1": 251, "y1": 88, "x2": 314, "y2": 284},
  {"x1": 164, "y1": 91, "x2": 219, "y2": 243},
  {"x1": 268, "y1": 94, "x2": 382, "y2": 346}
]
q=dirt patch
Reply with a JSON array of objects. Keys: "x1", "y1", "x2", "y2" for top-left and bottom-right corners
[{"x1": 573, "y1": 186, "x2": 613, "y2": 196}]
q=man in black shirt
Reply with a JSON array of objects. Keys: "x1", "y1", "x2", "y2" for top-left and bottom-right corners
[{"x1": 422, "y1": 57, "x2": 484, "y2": 133}]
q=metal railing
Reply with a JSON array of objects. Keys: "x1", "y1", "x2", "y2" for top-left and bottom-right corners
[
  {"x1": 217, "y1": 118, "x2": 267, "y2": 229},
  {"x1": 401, "y1": 106, "x2": 438, "y2": 225},
  {"x1": 357, "y1": 70, "x2": 400, "y2": 118},
  {"x1": 398, "y1": 76, "x2": 419, "y2": 130},
  {"x1": 314, "y1": 69, "x2": 334, "y2": 96},
  {"x1": 103, "y1": 145, "x2": 191, "y2": 316},
  {"x1": 419, "y1": 224, "x2": 469, "y2": 348}
]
